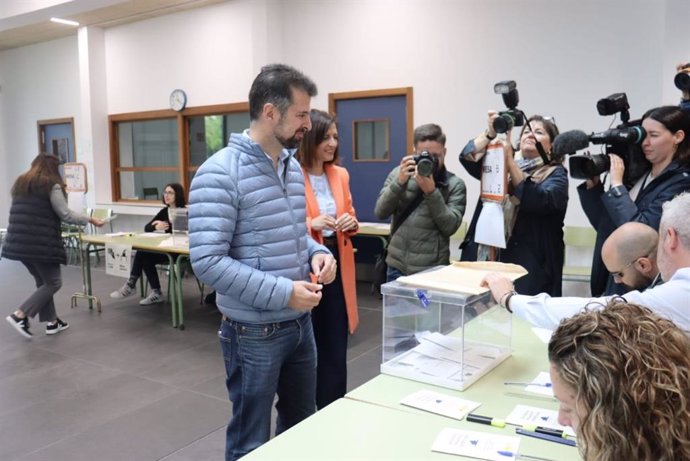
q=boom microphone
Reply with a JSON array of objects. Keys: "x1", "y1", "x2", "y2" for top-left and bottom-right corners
[{"x1": 552, "y1": 130, "x2": 590, "y2": 156}]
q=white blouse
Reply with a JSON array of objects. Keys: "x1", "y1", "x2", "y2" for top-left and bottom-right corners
[{"x1": 308, "y1": 173, "x2": 337, "y2": 237}]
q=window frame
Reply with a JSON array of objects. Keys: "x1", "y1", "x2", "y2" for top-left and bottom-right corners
[{"x1": 109, "y1": 102, "x2": 249, "y2": 203}]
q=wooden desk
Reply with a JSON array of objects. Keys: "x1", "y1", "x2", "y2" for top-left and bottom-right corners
[
  {"x1": 242, "y1": 317, "x2": 580, "y2": 460},
  {"x1": 77, "y1": 233, "x2": 191, "y2": 328}
]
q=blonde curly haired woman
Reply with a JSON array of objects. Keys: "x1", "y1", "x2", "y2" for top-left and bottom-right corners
[{"x1": 548, "y1": 301, "x2": 690, "y2": 460}]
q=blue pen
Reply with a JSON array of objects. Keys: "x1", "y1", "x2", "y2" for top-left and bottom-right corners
[
  {"x1": 496, "y1": 451, "x2": 555, "y2": 461},
  {"x1": 516, "y1": 428, "x2": 577, "y2": 447}
]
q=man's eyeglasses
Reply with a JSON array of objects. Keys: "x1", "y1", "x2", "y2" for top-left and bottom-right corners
[{"x1": 610, "y1": 256, "x2": 644, "y2": 279}]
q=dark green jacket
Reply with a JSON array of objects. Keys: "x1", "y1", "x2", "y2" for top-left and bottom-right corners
[{"x1": 375, "y1": 167, "x2": 466, "y2": 275}]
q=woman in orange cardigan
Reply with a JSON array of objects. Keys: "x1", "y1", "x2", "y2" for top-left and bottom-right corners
[{"x1": 297, "y1": 109, "x2": 359, "y2": 409}]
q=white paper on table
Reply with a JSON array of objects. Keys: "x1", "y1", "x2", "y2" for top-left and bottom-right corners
[
  {"x1": 523, "y1": 372, "x2": 554, "y2": 397},
  {"x1": 396, "y1": 351, "x2": 463, "y2": 379},
  {"x1": 159, "y1": 236, "x2": 188, "y2": 248},
  {"x1": 400, "y1": 389, "x2": 480, "y2": 420},
  {"x1": 505, "y1": 404, "x2": 576, "y2": 437},
  {"x1": 475, "y1": 201, "x2": 506, "y2": 248},
  {"x1": 531, "y1": 327, "x2": 553, "y2": 344},
  {"x1": 432, "y1": 427, "x2": 520, "y2": 461},
  {"x1": 137, "y1": 232, "x2": 166, "y2": 238}
]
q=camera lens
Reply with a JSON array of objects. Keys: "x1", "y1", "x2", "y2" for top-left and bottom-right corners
[
  {"x1": 675, "y1": 71, "x2": 690, "y2": 91},
  {"x1": 416, "y1": 157, "x2": 434, "y2": 177},
  {"x1": 493, "y1": 113, "x2": 515, "y2": 134}
]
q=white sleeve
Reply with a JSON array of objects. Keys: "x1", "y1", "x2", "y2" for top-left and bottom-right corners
[{"x1": 510, "y1": 293, "x2": 610, "y2": 330}]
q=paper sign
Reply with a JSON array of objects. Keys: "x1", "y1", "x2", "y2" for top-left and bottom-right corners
[
  {"x1": 505, "y1": 405, "x2": 576, "y2": 437},
  {"x1": 105, "y1": 243, "x2": 132, "y2": 278},
  {"x1": 64, "y1": 162, "x2": 87, "y2": 192},
  {"x1": 432, "y1": 427, "x2": 520, "y2": 460},
  {"x1": 480, "y1": 143, "x2": 507, "y2": 201},
  {"x1": 400, "y1": 389, "x2": 481, "y2": 420},
  {"x1": 475, "y1": 202, "x2": 506, "y2": 248}
]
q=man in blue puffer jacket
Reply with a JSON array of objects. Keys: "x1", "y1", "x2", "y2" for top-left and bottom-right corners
[{"x1": 189, "y1": 64, "x2": 337, "y2": 461}]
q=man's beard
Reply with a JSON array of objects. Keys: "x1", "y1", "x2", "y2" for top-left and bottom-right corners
[{"x1": 275, "y1": 131, "x2": 304, "y2": 149}]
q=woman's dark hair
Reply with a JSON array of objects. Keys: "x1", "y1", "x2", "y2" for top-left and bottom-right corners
[
  {"x1": 162, "y1": 182, "x2": 186, "y2": 208},
  {"x1": 517, "y1": 115, "x2": 561, "y2": 164},
  {"x1": 642, "y1": 105, "x2": 690, "y2": 166},
  {"x1": 12, "y1": 153, "x2": 65, "y2": 198},
  {"x1": 296, "y1": 109, "x2": 339, "y2": 169}
]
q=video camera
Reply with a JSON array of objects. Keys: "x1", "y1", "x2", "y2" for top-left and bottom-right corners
[
  {"x1": 493, "y1": 80, "x2": 525, "y2": 134},
  {"x1": 413, "y1": 151, "x2": 438, "y2": 177},
  {"x1": 552, "y1": 93, "x2": 650, "y2": 186}
]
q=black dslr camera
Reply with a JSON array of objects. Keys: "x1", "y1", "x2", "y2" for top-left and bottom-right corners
[
  {"x1": 493, "y1": 80, "x2": 525, "y2": 133},
  {"x1": 568, "y1": 93, "x2": 650, "y2": 186},
  {"x1": 413, "y1": 151, "x2": 438, "y2": 177}
]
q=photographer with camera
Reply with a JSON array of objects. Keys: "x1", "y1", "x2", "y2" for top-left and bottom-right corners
[
  {"x1": 459, "y1": 112, "x2": 568, "y2": 296},
  {"x1": 578, "y1": 105, "x2": 690, "y2": 296},
  {"x1": 374, "y1": 123, "x2": 466, "y2": 281},
  {"x1": 675, "y1": 62, "x2": 690, "y2": 114}
]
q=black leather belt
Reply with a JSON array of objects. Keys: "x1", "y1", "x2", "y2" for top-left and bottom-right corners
[{"x1": 222, "y1": 315, "x2": 304, "y2": 328}]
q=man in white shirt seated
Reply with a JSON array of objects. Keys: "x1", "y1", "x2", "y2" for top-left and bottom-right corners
[{"x1": 482, "y1": 192, "x2": 690, "y2": 331}]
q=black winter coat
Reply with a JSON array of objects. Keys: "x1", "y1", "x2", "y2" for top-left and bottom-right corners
[
  {"x1": 2, "y1": 193, "x2": 66, "y2": 264},
  {"x1": 578, "y1": 161, "x2": 690, "y2": 296},
  {"x1": 460, "y1": 157, "x2": 569, "y2": 296}
]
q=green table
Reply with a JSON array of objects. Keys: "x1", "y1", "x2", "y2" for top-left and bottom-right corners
[
  {"x1": 243, "y1": 317, "x2": 580, "y2": 460},
  {"x1": 75, "y1": 233, "x2": 190, "y2": 328}
]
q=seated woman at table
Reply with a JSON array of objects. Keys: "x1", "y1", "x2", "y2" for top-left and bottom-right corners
[
  {"x1": 110, "y1": 183, "x2": 186, "y2": 305},
  {"x1": 548, "y1": 301, "x2": 690, "y2": 461}
]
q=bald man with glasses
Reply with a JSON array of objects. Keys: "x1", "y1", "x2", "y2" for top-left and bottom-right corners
[
  {"x1": 602, "y1": 222, "x2": 661, "y2": 290},
  {"x1": 482, "y1": 193, "x2": 690, "y2": 331}
]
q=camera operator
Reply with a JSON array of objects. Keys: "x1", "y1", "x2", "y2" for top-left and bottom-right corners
[
  {"x1": 579, "y1": 105, "x2": 690, "y2": 296},
  {"x1": 459, "y1": 112, "x2": 568, "y2": 296},
  {"x1": 374, "y1": 123, "x2": 466, "y2": 281}
]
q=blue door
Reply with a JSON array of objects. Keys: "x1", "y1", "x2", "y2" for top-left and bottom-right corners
[
  {"x1": 333, "y1": 93, "x2": 410, "y2": 222},
  {"x1": 41, "y1": 121, "x2": 75, "y2": 163}
]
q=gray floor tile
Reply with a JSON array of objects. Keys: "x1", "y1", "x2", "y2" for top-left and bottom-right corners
[
  {"x1": 1, "y1": 257, "x2": 386, "y2": 460},
  {"x1": 18, "y1": 391, "x2": 230, "y2": 461}
]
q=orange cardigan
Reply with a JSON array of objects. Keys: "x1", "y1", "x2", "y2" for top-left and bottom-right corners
[{"x1": 303, "y1": 164, "x2": 359, "y2": 334}]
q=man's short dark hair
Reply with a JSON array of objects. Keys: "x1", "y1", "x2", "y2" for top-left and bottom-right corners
[
  {"x1": 413, "y1": 123, "x2": 446, "y2": 146},
  {"x1": 248, "y1": 64, "x2": 318, "y2": 121}
]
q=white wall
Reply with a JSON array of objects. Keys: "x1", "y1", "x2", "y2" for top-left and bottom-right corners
[
  {"x1": 0, "y1": 35, "x2": 80, "y2": 226},
  {"x1": 1, "y1": 0, "x2": 689, "y2": 229}
]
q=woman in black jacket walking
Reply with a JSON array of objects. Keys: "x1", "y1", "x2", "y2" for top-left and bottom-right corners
[{"x1": 3, "y1": 154, "x2": 104, "y2": 338}]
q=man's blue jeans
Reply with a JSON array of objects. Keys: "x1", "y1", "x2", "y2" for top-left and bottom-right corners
[{"x1": 218, "y1": 313, "x2": 317, "y2": 461}]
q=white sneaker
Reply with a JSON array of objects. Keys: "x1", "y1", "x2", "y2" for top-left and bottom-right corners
[
  {"x1": 139, "y1": 291, "x2": 164, "y2": 305},
  {"x1": 110, "y1": 283, "x2": 135, "y2": 299}
]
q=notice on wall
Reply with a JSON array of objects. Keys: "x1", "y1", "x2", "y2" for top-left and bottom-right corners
[{"x1": 64, "y1": 162, "x2": 88, "y2": 192}]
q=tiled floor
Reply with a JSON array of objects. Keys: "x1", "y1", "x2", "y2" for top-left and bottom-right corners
[{"x1": 0, "y1": 258, "x2": 384, "y2": 460}]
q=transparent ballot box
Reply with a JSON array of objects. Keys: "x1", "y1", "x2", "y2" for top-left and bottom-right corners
[
  {"x1": 169, "y1": 208, "x2": 189, "y2": 247},
  {"x1": 380, "y1": 272, "x2": 512, "y2": 391}
]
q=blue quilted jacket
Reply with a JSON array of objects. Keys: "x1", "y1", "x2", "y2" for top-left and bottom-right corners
[{"x1": 189, "y1": 132, "x2": 329, "y2": 323}]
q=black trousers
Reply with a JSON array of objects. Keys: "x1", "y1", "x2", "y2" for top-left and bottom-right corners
[
  {"x1": 311, "y1": 240, "x2": 349, "y2": 410},
  {"x1": 129, "y1": 250, "x2": 170, "y2": 290}
]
